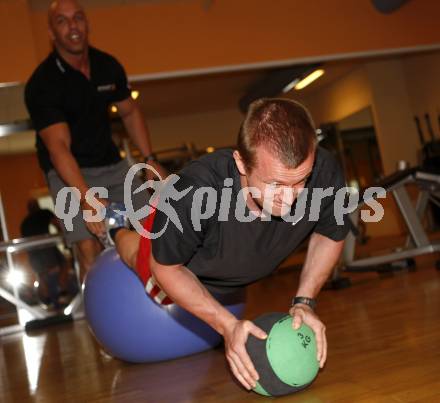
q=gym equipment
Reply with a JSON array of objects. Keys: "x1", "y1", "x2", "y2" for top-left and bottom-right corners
[
  {"x1": 419, "y1": 113, "x2": 440, "y2": 226},
  {"x1": 333, "y1": 165, "x2": 440, "y2": 287},
  {"x1": 415, "y1": 113, "x2": 440, "y2": 172},
  {"x1": 0, "y1": 194, "x2": 83, "y2": 336},
  {"x1": 246, "y1": 312, "x2": 319, "y2": 397},
  {"x1": 84, "y1": 248, "x2": 245, "y2": 363}
]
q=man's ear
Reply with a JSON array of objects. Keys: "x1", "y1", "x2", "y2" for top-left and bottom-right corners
[
  {"x1": 48, "y1": 26, "x2": 55, "y2": 41},
  {"x1": 233, "y1": 150, "x2": 248, "y2": 176}
]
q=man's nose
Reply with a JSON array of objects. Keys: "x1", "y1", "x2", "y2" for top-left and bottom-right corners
[{"x1": 68, "y1": 18, "x2": 78, "y2": 30}]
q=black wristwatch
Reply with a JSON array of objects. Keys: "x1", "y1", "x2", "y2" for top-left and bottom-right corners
[{"x1": 292, "y1": 296, "x2": 317, "y2": 310}]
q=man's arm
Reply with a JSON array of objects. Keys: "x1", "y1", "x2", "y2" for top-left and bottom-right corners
[
  {"x1": 39, "y1": 123, "x2": 106, "y2": 236},
  {"x1": 150, "y1": 255, "x2": 267, "y2": 390},
  {"x1": 296, "y1": 233, "x2": 344, "y2": 298},
  {"x1": 115, "y1": 97, "x2": 167, "y2": 178},
  {"x1": 289, "y1": 233, "x2": 345, "y2": 368}
]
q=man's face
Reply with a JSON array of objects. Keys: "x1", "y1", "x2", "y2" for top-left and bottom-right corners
[
  {"x1": 48, "y1": 0, "x2": 89, "y2": 55},
  {"x1": 234, "y1": 146, "x2": 315, "y2": 217}
]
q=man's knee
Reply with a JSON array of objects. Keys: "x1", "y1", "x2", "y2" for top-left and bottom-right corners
[
  {"x1": 115, "y1": 229, "x2": 140, "y2": 269},
  {"x1": 127, "y1": 248, "x2": 139, "y2": 271}
]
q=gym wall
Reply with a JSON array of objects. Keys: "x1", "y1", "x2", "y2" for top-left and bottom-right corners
[
  {"x1": 0, "y1": 153, "x2": 46, "y2": 239},
  {"x1": 147, "y1": 108, "x2": 242, "y2": 152},
  {"x1": 295, "y1": 67, "x2": 372, "y2": 130},
  {"x1": 2, "y1": 0, "x2": 440, "y2": 83},
  {"x1": 403, "y1": 51, "x2": 440, "y2": 132}
]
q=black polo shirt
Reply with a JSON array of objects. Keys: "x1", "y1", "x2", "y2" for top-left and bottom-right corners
[
  {"x1": 25, "y1": 46, "x2": 130, "y2": 173},
  {"x1": 151, "y1": 147, "x2": 349, "y2": 293}
]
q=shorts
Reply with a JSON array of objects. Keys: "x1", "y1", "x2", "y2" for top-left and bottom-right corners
[
  {"x1": 47, "y1": 159, "x2": 149, "y2": 245},
  {"x1": 135, "y1": 206, "x2": 173, "y2": 305}
]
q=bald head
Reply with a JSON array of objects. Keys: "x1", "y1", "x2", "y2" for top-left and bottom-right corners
[
  {"x1": 48, "y1": 0, "x2": 84, "y2": 24},
  {"x1": 48, "y1": 0, "x2": 89, "y2": 56}
]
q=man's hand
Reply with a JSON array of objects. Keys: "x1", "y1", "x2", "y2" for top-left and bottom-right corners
[
  {"x1": 289, "y1": 304, "x2": 327, "y2": 368},
  {"x1": 222, "y1": 319, "x2": 267, "y2": 390},
  {"x1": 81, "y1": 198, "x2": 108, "y2": 238},
  {"x1": 150, "y1": 259, "x2": 265, "y2": 391}
]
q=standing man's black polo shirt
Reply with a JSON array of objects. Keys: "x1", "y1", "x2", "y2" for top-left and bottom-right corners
[{"x1": 25, "y1": 46, "x2": 131, "y2": 173}]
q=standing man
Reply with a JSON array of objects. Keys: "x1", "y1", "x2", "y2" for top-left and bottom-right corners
[{"x1": 25, "y1": 0, "x2": 164, "y2": 277}]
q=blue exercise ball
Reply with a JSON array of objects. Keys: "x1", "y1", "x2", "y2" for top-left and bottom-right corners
[{"x1": 84, "y1": 248, "x2": 245, "y2": 363}]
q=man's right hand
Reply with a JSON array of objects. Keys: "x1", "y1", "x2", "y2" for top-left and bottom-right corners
[
  {"x1": 81, "y1": 197, "x2": 108, "y2": 238},
  {"x1": 149, "y1": 260, "x2": 267, "y2": 390},
  {"x1": 222, "y1": 319, "x2": 268, "y2": 390}
]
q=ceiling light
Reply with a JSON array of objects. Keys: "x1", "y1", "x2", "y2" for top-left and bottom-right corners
[
  {"x1": 111, "y1": 105, "x2": 118, "y2": 113},
  {"x1": 131, "y1": 90, "x2": 140, "y2": 100},
  {"x1": 294, "y1": 69, "x2": 325, "y2": 91},
  {"x1": 282, "y1": 79, "x2": 300, "y2": 93}
]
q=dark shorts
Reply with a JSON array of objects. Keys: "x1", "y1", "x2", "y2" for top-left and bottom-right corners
[{"x1": 47, "y1": 159, "x2": 149, "y2": 245}]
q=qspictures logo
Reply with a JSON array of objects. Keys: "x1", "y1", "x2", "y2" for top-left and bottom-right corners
[{"x1": 54, "y1": 163, "x2": 386, "y2": 239}]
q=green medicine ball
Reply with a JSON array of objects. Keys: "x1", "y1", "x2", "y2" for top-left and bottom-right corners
[{"x1": 246, "y1": 312, "x2": 319, "y2": 397}]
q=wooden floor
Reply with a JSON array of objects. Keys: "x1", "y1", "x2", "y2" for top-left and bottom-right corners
[{"x1": 1, "y1": 250, "x2": 440, "y2": 402}]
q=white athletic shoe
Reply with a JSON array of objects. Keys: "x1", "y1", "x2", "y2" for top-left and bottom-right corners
[{"x1": 99, "y1": 202, "x2": 129, "y2": 248}]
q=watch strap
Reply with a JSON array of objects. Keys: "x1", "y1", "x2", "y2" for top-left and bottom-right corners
[{"x1": 292, "y1": 296, "x2": 317, "y2": 310}]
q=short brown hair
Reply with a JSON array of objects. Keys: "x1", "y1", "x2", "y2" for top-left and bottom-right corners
[{"x1": 237, "y1": 98, "x2": 317, "y2": 171}]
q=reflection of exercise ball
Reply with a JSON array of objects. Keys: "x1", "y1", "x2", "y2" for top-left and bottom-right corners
[
  {"x1": 246, "y1": 313, "x2": 319, "y2": 397},
  {"x1": 84, "y1": 248, "x2": 245, "y2": 363}
]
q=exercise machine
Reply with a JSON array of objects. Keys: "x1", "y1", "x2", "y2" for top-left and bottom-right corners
[{"x1": 332, "y1": 165, "x2": 440, "y2": 288}]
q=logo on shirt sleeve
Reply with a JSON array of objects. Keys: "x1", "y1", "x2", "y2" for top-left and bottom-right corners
[{"x1": 97, "y1": 83, "x2": 117, "y2": 92}]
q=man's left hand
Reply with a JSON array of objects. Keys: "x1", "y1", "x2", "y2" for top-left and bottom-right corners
[{"x1": 288, "y1": 304, "x2": 327, "y2": 368}]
